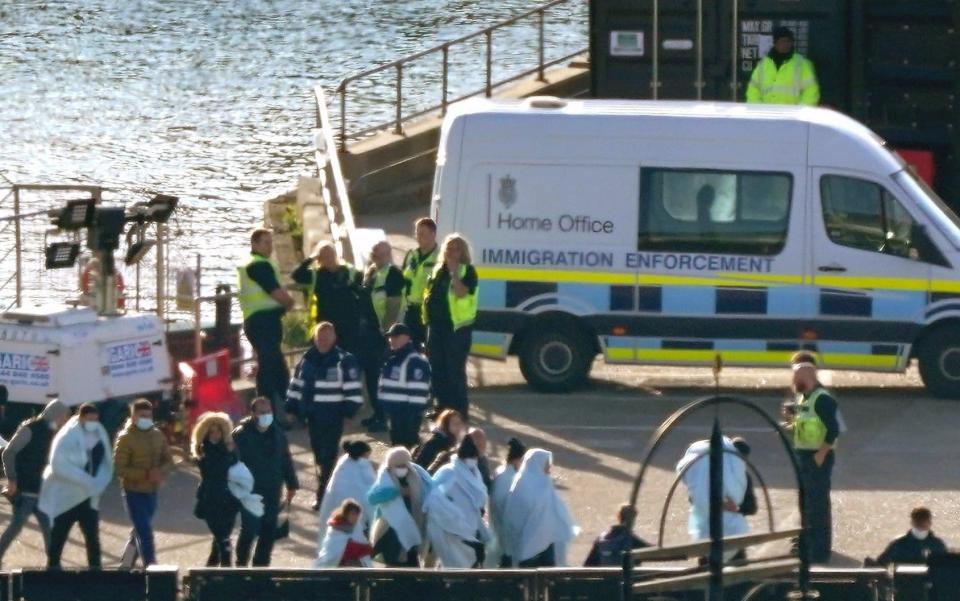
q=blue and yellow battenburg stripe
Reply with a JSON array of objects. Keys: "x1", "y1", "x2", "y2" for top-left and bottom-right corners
[{"x1": 468, "y1": 265, "x2": 945, "y2": 371}]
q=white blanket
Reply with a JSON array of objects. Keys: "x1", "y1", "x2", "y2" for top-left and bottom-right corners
[
  {"x1": 314, "y1": 525, "x2": 373, "y2": 568},
  {"x1": 425, "y1": 457, "x2": 489, "y2": 568},
  {"x1": 317, "y1": 455, "x2": 376, "y2": 540},
  {"x1": 503, "y1": 449, "x2": 579, "y2": 565},
  {"x1": 38, "y1": 416, "x2": 113, "y2": 520},
  {"x1": 228, "y1": 461, "x2": 264, "y2": 518},
  {"x1": 368, "y1": 462, "x2": 433, "y2": 552},
  {"x1": 676, "y1": 437, "x2": 749, "y2": 544}
]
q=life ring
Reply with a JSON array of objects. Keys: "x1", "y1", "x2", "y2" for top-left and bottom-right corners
[{"x1": 81, "y1": 262, "x2": 126, "y2": 309}]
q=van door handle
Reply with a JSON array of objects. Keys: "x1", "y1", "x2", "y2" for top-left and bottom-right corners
[{"x1": 818, "y1": 264, "x2": 847, "y2": 273}]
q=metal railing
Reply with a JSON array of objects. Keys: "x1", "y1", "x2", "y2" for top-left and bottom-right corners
[
  {"x1": 333, "y1": 0, "x2": 588, "y2": 150},
  {"x1": 314, "y1": 86, "x2": 361, "y2": 266}
]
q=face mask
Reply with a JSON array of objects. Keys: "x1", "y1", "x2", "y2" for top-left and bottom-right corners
[
  {"x1": 912, "y1": 528, "x2": 930, "y2": 540},
  {"x1": 464, "y1": 458, "x2": 478, "y2": 468},
  {"x1": 257, "y1": 413, "x2": 274, "y2": 429},
  {"x1": 392, "y1": 467, "x2": 409, "y2": 478},
  {"x1": 136, "y1": 417, "x2": 154, "y2": 431},
  {"x1": 82, "y1": 421, "x2": 99, "y2": 433},
  {"x1": 49, "y1": 420, "x2": 59, "y2": 431}
]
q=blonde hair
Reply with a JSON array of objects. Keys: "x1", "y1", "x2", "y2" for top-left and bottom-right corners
[
  {"x1": 191, "y1": 412, "x2": 235, "y2": 460},
  {"x1": 440, "y1": 233, "x2": 472, "y2": 266}
]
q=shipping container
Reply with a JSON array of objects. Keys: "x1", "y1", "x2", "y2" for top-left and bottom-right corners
[{"x1": 589, "y1": 0, "x2": 960, "y2": 202}]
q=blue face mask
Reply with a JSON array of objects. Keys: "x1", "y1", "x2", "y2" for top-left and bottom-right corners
[
  {"x1": 136, "y1": 417, "x2": 154, "y2": 431},
  {"x1": 257, "y1": 413, "x2": 274, "y2": 429},
  {"x1": 82, "y1": 421, "x2": 99, "y2": 433}
]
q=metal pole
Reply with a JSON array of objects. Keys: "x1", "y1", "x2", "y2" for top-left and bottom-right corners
[
  {"x1": 395, "y1": 64, "x2": 403, "y2": 135},
  {"x1": 12, "y1": 187, "x2": 21, "y2": 308},
  {"x1": 652, "y1": 0, "x2": 660, "y2": 99},
  {"x1": 537, "y1": 9, "x2": 546, "y2": 82},
  {"x1": 731, "y1": 0, "x2": 739, "y2": 101},
  {"x1": 156, "y1": 223, "x2": 164, "y2": 321},
  {"x1": 135, "y1": 261, "x2": 141, "y2": 312},
  {"x1": 708, "y1": 418, "x2": 724, "y2": 601},
  {"x1": 441, "y1": 45, "x2": 449, "y2": 115},
  {"x1": 696, "y1": 0, "x2": 704, "y2": 99},
  {"x1": 339, "y1": 86, "x2": 347, "y2": 151},
  {"x1": 485, "y1": 29, "x2": 493, "y2": 97}
]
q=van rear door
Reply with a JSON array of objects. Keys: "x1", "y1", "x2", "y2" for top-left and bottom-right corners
[{"x1": 809, "y1": 168, "x2": 930, "y2": 370}]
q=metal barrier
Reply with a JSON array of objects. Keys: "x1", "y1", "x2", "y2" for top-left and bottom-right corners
[
  {"x1": 11, "y1": 566, "x2": 177, "y2": 601},
  {"x1": 332, "y1": 0, "x2": 588, "y2": 149}
]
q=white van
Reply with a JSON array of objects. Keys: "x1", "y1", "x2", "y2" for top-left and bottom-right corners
[{"x1": 430, "y1": 97, "x2": 960, "y2": 397}]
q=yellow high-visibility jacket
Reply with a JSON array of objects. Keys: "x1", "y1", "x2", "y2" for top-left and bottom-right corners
[{"x1": 746, "y1": 53, "x2": 820, "y2": 106}]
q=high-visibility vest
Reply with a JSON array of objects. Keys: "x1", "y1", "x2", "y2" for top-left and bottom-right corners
[
  {"x1": 402, "y1": 246, "x2": 438, "y2": 305},
  {"x1": 237, "y1": 254, "x2": 283, "y2": 320},
  {"x1": 368, "y1": 265, "x2": 404, "y2": 329},
  {"x1": 746, "y1": 53, "x2": 820, "y2": 106},
  {"x1": 422, "y1": 264, "x2": 478, "y2": 331},
  {"x1": 793, "y1": 387, "x2": 831, "y2": 450}
]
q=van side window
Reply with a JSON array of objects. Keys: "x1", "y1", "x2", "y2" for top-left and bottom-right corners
[
  {"x1": 638, "y1": 169, "x2": 791, "y2": 255},
  {"x1": 820, "y1": 175, "x2": 917, "y2": 259}
]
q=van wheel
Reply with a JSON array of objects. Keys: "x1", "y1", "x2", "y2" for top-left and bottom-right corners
[
  {"x1": 519, "y1": 327, "x2": 593, "y2": 392},
  {"x1": 918, "y1": 326, "x2": 960, "y2": 399}
]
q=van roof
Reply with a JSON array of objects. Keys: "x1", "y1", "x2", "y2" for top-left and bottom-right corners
[{"x1": 442, "y1": 98, "x2": 904, "y2": 175}]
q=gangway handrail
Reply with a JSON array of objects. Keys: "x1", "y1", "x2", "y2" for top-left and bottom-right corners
[
  {"x1": 333, "y1": 0, "x2": 588, "y2": 149},
  {"x1": 313, "y1": 86, "x2": 361, "y2": 267}
]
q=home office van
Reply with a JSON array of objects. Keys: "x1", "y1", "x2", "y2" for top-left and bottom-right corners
[{"x1": 430, "y1": 98, "x2": 960, "y2": 398}]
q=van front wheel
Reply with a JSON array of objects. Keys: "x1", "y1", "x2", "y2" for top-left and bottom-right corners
[
  {"x1": 518, "y1": 328, "x2": 592, "y2": 392},
  {"x1": 918, "y1": 326, "x2": 960, "y2": 399}
]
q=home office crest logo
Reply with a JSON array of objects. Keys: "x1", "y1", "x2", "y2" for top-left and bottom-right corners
[{"x1": 498, "y1": 175, "x2": 517, "y2": 209}]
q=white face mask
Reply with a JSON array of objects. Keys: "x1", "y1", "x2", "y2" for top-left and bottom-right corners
[
  {"x1": 464, "y1": 458, "x2": 479, "y2": 468},
  {"x1": 82, "y1": 421, "x2": 99, "y2": 433},
  {"x1": 257, "y1": 413, "x2": 274, "y2": 429},
  {"x1": 49, "y1": 420, "x2": 59, "y2": 431},
  {"x1": 912, "y1": 528, "x2": 930, "y2": 540},
  {"x1": 136, "y1": 417, "x2": 154, "y2": 431},
  {"x1": 392, "y1": 467, "x2": 409, "y2": 478}
]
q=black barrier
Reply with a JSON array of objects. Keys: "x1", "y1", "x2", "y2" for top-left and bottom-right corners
[
  {"x1": 537, "y1": 568, "x2": 622, "y2": 601},
  {"x1": 12, "y1": 566, "x2": 176, "y2": 601},
  {"x1": 185, "y1": 569, "x2": 358, "y2": 601}
]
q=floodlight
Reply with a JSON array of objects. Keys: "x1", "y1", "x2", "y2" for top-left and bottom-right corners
[
  {"x1": 125, "y1": 239, "x2": 156, "y2": 265},
  {"x1": 45, "y1": 242, "x2": 80, "y2": 269},
  {"x1": 52, "y1": 198, "x2": 96, "y2": 231},
  {"x1": 147, "y1": 194, "x2": 178, "y2": 223}
]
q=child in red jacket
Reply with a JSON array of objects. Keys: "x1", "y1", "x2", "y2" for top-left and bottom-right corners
[{"x1": 315, "y1": 499, "x2": 374, "y2": 567}]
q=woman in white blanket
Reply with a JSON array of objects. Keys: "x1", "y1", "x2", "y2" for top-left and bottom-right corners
[
  {"x1": 503, "y1": 448, "x2": 579, "y2": 567},
  {"x1": 424, "y1": 436, "x2": 489, "y2": 568},
  {"x1": 676, "y1": 436, "x2": 749, "y2": 560},
  {"x1": 488, "y1": 437, "x2": 527, "y2": 567},
  {"x1": 368, "y1": 446, "x2": 433, "y2": 566},
  {"x1": 317, "y1": 440, "x2": 375, "y2": 542},
  {"x1": 314, "y1": 499, "x2": 374, "y2": 567}
]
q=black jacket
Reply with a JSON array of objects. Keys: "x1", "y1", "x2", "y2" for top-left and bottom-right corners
[
  {"x1": 413, "y1": 429, "x2": 454, "y2": 471},
  {"x1": 877, "y1": 531, "x2": 948, "y2": 566},
  {"x1": 584, "y1": 525, "x2": 650, "y2": 567},
  {"x1": 233, "y1": 418, "x2": 299, "y2": 500},
  {"x1": 195, "y1": 441, "x2": 240, "y2": 517}
]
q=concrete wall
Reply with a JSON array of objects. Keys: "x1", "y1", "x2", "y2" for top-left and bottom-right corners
[{"x1": 341, "y1": 58, "x2": 590, "y2": 216}]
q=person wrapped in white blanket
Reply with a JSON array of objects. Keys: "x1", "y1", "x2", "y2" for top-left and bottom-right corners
[
  {"x1": 368, "y1": 446, "x2": 433, "y2": 566},
  {"x1": 676, "y1": 436, "x2": 749, "y2": 561},
  {"x1": 317, "y1": 440, "x2": 375, "y2": 542},
  {"x1": 315, "y1": 498, "x2": 374, "y2": 567},
  {"x1": 503, "y1": 448, "x2": 579, "y2": 567},
  {"x1": 488, "y1": 437, "x2": 527, "y2": 567},
  {"x1": 424, "y1": 435, "x2": 489, "y2": 568}
]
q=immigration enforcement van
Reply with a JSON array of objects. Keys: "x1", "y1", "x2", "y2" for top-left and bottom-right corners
[{"x1": 429, "y1": 97, "x2": 960, "y2": 398}]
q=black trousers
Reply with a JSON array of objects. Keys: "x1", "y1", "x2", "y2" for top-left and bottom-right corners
[
  {"x1": 519, "y1": 544, "x2": 555, "y2": 568},
  {"x1": 236, "y1": 497, "x2": 279, "y2": 567},
  {"x1": 358, "y1": 329, "x2": 386, "y2": 422},
  {"x1": 308, "y1": 419, "x2": 344, "y2": 504},
  {"x1": 205, "y1": 507, "x2": 238, "y2": 567},
  {"x1": 798, "y1": 450, "x2": 834, "y2": 563},
  {"x1": 403, "y1": 304, "x2": 427, "y2": 349},
  {"x1": 47, "y1": 499, "x2": 101, "y2": 569},
  {"x1": 244, "y1": 312, "x2": 289, "y2": 415},
  {"x1": 426, "y1": 325, "x2": 472, "y2": 419},
  {"x1": 388, "y1": 404, "x2": 425, "y2": 448}
]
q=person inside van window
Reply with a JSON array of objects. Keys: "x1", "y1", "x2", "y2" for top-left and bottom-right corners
[{"x1": 696, "y1": 185, "x2": 716, "y2": 233}]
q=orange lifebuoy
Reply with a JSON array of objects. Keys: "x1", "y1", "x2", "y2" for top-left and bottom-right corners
[{"x1": 81, "y1": 262, "x2": 126, "y2": 308}]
